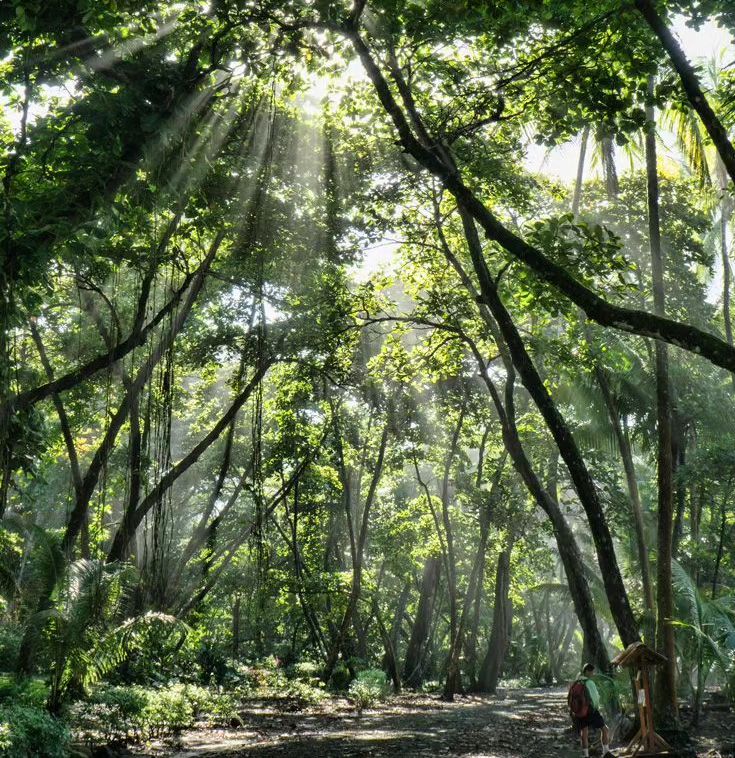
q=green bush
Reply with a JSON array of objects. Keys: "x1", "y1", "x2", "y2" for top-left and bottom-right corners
[
  {"x1": 92, "y1": 684, "x2": 149, "y2": 718},
  {"x1": 70, "y1": 682, "x2": 243, "y2": 746},
  {"x1": 290, "y1": 660, "x2": 322, "y2": 684},
  {"x1": 283, "y1": 679, "x2": 327, "y2": 708},
  {"x1": 142, "y1": 685, "x2": 195, "y2": 737},
  {"x1": 330, "y1": 662, "x2": 352, "y2": 691},
  {"x1": 0, "y1": 678, "x2": 48, "y2": 709},
  {"x1": 201, "y1": 690, "x2": 242, "y2": 725},
  {"x1": 0, "y1": 628, "x2": 20, "y2": 673},
  {"x1": 0, "y1": 704, "x2": 69, "y2": 757},
  {"x1": 68, "y1": 701, "x2": 130, "y2": 746},
  {"x1": 348, "y1": 669, "x2": 390, "y2": 713},
  {"x1": 70, "y1": 684, "x2": 149, "y2": 745}
]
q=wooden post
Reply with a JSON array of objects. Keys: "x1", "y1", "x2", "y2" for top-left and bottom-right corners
[
  {"x1": 643, "y1": 665, "x2": 655, "y2": 751},
  {"x1": 613, "y1": 642, "x2": 674, "y2": 756}
]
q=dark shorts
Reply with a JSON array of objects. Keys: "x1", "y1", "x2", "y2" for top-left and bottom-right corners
[{"x1": 573, "y1": 709, "x2": 606, "y2": 733}]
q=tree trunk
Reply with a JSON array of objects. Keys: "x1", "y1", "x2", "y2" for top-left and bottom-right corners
[
  {"x1": 107, "y1": 357, "x2": 272, "y2": 562},
  {"x1": 455, "y1": 208, "x2": 639, "y2": 648},
  {"x1": 572, "y1": 126, "x2": 590, "y2": 216},
  {"x1": 322, "y1": 422, "x2": 389, "y2": 683},
  {"x1": 722, "y1": 199, "x2": 733, "y2": 348},
  {"x1": 465, "y1": 449, "x2": 506, "y2": 688},
  {"x1": 232, "y1": 594, "x2": 241, "y2": 657},
  {"x1": 645, "y1": 79, "x2": 678, "y2": 726},
  {"x1": 477, "y1": 547, "x2": 512, "y2": 693},
  {"x1": 485, "y1": 369, "x2": 611, "y2": 673},
  {"x1": 711, "y1": 495, "x2": 729, "y2": 600},
  {"x1": 373, "y1": 594, "x2": 401, "y2": 692},
  {"x1": 635, "y1": 0, "x2": 735, "y2": 184},
  {"x1": 64, "y1": 237, "x2": 221, "y2": 555},
  {"x1": 430, "y1": 225, "x2": 610, "y2": 670},
  {"x1": 598, "y1": 128, "x2": 620, "y2": 199},
  {"x1": 403, "y1": 556, "x2": 441, "y2": 688},
  {"x1": 29, "y1": 322, "x2": 89, "y2": 559},
  {"x1": 596, "y1": 367, "x2": 655, "y2": 616},
  {"x1": 439, "y1": 405, "x2": 466, "y2": 700},
  {"x1": 391, "y1": 579, "x2": 411, "y2": 660},
  {"x1": 717, "y1": 160, "x2": 735, "y2": 391}
]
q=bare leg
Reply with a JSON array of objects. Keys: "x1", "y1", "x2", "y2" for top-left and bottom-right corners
[
  {"x1": 581, "y1": 726, "x2": 589, "y2": 751},
  {"x1": 602, "y1": 725, "x2": 610, "y2": 753}
]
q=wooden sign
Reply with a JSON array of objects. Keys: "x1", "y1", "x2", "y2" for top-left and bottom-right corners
[{"x1": 611, "y1": 643, "x2": 674, "y2": 757}]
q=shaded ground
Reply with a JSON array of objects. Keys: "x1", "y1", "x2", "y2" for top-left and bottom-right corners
[{"x1": 135, "y1": 688, "x2": 735, "y2": 758}]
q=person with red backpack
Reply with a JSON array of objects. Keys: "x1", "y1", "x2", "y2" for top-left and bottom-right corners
[{"x1": 568, "y1": 663, "x2": 612, "y2": 757}]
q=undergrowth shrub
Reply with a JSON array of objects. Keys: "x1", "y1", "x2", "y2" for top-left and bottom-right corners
[
  {"x1": 70, "y1": 682, "x2": 242, "y2": 747},
  {"x1": 69, "y1": 685, "x2": 148, "y2": 745},
  {"x1": 140, "y1": 685, "x2": 195, "y2": 738},
  {"x1": 348, "y1": 669, "x2": 390, "y2": 712},
  {"x1": 0, "y1": 704, "x2": 69, "y2": 757},
  {"x1": 330, "y1": 662, "x2": 352, "y2": 691},
  {"x1": 0, "y1": 628, "x2": 20, "y2": 673},
  {"x1": 0, "y1": 677, "x2": 48, "y2": 709}
]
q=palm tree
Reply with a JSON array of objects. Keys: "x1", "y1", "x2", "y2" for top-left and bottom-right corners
[{"x1": 9, "y1": 550, "x2": 183, "y2": 713}]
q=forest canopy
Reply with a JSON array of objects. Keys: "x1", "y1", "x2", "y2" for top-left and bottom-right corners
[{"x1": 1, "y1": 0, "x2": 735, "y2": 755}]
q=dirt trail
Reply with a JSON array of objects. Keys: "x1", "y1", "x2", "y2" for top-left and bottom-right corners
[{"x1": 137, "y1": 688, "x2": 734, "y2": 758}]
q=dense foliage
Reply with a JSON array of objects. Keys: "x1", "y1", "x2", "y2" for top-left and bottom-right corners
[{"x1": 1, "y1": 0, "x2": 735, "y2": 753}]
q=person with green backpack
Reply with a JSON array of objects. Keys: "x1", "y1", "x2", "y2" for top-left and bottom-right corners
[{"x1": 568, "y1": 663, "x2": 613, "y2": 757}]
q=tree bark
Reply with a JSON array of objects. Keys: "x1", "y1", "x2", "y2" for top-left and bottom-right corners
[
  {"x1": 711, "y1": 490, "x2": 730, "y2": 600},
  {"x1": 484, "y1": 366, "x2": 611, "y2": 672},
  {"x1": 572, "y1": 126, "x2": 590, "y2": 216},
  {"x1": 107, "y1": 357, "x2": 273, "y2": 563},
  {"x1": 456, "y1": 209, "x2": 639, "y2": 648},
  {"x1": 466, "y1": 448, "x2": 505, "y2": 687},
  {"x1": 403, "y1": 556, "x2": 442, "y2": 688},
  {"x1": 477, "y1": 546, "x2": 513, "y2": 693},
  {"x1": 645, "y1": 80, "x2": 678, "y2": 725},
  {"x1": 446, "y1": 450, "x2": 507, "y2": 696},
  {"x1": 28, "y1": 322, "x2": 89, "y2": 558},
  {"x1": 63, "y1": 237, "x2": 222, "y2": 555},
  {"x1": 439, "y1": 404, "x2": 465, "y2": 700},
  {"x1": 8, "y1": 257, "x2": 189, "y2": 415},
  {"x1": 425, "y1": 211, "x2": 612, "y2": 670},
  {"x1": 322, "y1": 421, "x2": 389, "y2": 683},
  {"x1": 595, "y1": 367, "x2": 655, "y2": 615}
]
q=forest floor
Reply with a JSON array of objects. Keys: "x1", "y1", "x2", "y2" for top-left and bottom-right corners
[{"x1": 134, "y1": 688, "x2": 735, "y2": 758}]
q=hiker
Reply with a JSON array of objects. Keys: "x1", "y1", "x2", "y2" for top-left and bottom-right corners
[{"x1": 568, "y1": 662, "x2": 612, "y2": 757}]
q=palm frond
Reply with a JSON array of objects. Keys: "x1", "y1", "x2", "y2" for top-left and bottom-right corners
[
  {"x1": 660, "y1": 107, "x2": 712, "y2": 188},
  {"x1": 78, "y1": 612, "x2": 187, "y2": 690}
]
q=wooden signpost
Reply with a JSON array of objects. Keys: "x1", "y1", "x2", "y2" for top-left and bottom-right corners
[{"x1": 612, "y1": 642, "x2": 674, "y2": 757}]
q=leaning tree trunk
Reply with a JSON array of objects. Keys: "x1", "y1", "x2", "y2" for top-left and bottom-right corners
[
  {"x1": 645, "y1": 78, "x2": 678, "y2": 726},
  {"x1": 487, "y1": 370, "x2": 611, "y2": 673},
  {"x1": 454, "y1": 208, "x2": 639, "y2": 649},
  {"x1": 432, "y1": 229, "x2": 610, "y2": 671}
]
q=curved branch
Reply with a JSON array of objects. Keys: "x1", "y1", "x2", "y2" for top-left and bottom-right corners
[{"x1": 345, "y1": 27, "x2": 735, "y2": 374}]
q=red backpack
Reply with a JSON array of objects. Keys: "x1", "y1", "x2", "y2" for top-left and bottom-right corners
[{"x1": 568, "y1": 680, "x2": 590, "y2": 719}]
